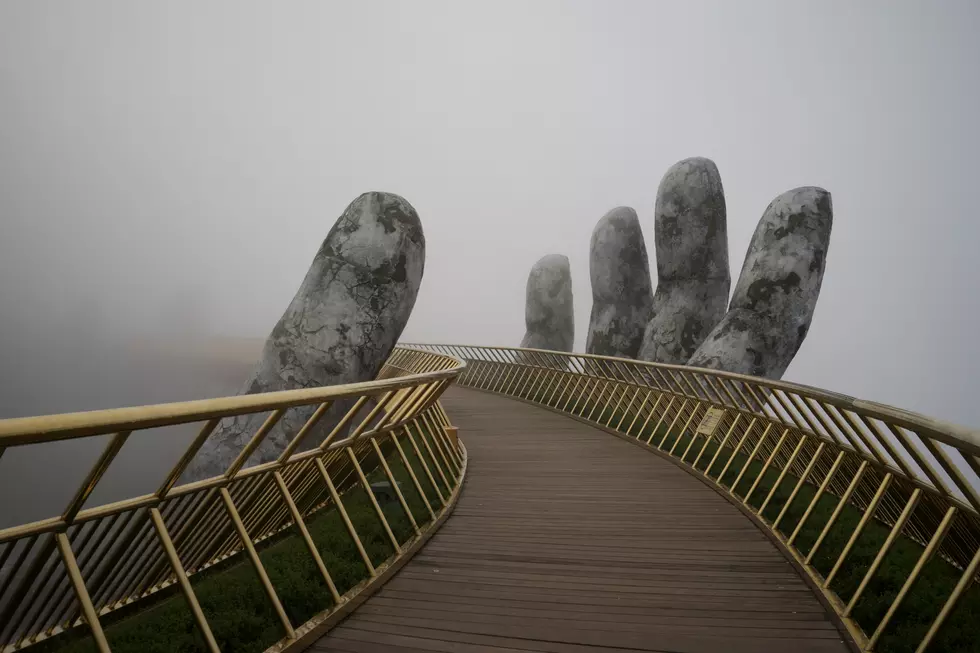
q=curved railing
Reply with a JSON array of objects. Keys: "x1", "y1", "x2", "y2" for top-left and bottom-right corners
[
  {"x1": 0, "y1": 347, "x2": 466, "y2": 653},
  {"x1": 410, "y1": 344, "x2": 980, "y2": 653}
]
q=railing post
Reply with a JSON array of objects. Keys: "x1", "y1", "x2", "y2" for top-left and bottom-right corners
[
  {"x1": 787, "y1": 450, "x2": 846, "y2": 545},
  {"x1": 271, "y1": 472, "x2": 342, "y2": 603},
  {"x1": 824, "y1": 472, "x2": 894, "y2": 588},
  {"x1": 314, "y1": 457, "x2": 377, "y2": 576},
  {"x1": 773, "y1": 442, "x2": 827, "y2": 531},
  {"x1": 369, "y1": 438, "x2": 420, "y2": 534},
  {"x1": 843, "y1": 488, "x2": 922, "y2": 617},
  {"x1": 729, "y1": 423, "x2": 775, "y2": 495},
  {"x1": 345, "y1": 448, "x2": 402, "y2": 553},
  {"x1": 743, "y1": 429, "x2": 789, "y2": 505},
  {"x1": 218, "y1": 488, "x2": 295, "y2": 640},
  {"x1": 915, "y1": 543, "x2": 980, "y2": 653},
  {"x1": 148, "y1": 508, "x2": 220, "y2": 653},
  {"x1": 867, "y1": 505, "x2": 957, "y2": 649},
  {"x1": 389, "y1": 430, "x2": 436, "y2": 520},
  {"x1": 56, "y1": 533, "x2": 110, "y2": 653},
  {"x1": 668, "y1": 402, "x2": 703, "y2": 455},
  {"x1": 645, "y1": 396, "x2": 677, "y2": 445},
  {"x1": 401, "y1": 427, "x2": 446, "y2": 506}
]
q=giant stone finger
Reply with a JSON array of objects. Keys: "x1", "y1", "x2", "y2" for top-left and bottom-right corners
[
  {"x1": 638, "y1": 157, "x2": 730, "y2": 364},
  {"x1": 183, "y1": 191, "x2": 425, "y2": 482},
  {"x1": 520, "y1": 254, "x2": 574, "y2": 353},
  {"x1": 687, "y1": 186, "x2": 832, "y2": 379},
  {"x1": 587, "y1": 207, "x2": 654, "y2": 358}
]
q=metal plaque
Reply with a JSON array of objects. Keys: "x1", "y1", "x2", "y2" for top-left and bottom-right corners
[{"x1": 696, "y1": 407, "x2": 726, "y2": 436}]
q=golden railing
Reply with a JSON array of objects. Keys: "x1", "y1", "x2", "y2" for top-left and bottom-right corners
[
  {"x1": 0, "y1": 347, "x2": 466, "y2": 653},
  {"x1": 410, "y1": 344, "x2": 980, "y2": 653}
]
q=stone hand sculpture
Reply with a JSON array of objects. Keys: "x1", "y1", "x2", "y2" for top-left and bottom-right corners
[
  {"x1": 591, "y1": 157, "x2": 832, "y2": 380},
  {"x1": 586, "y1": 207, "x2": 655, "y2": 358},
  {"x1": 521, "y1": 254, "x2": 574, "y2": 352},
  {"x1": 183, "y1": 191, "x2": 425, "y2": 482}
]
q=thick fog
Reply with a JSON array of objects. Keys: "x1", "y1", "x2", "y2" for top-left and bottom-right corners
[{"x1": 1, "y1": 0, "x2": 978, "y2": 435}]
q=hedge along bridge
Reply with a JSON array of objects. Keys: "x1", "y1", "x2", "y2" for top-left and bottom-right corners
[{"x1": 0, "y1": 347, "x2": 978, "y2": 652}]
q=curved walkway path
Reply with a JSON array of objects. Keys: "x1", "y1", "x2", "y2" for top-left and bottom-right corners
[{"x1": 315, "y1": 388, "x2": 848, "y2": 653}]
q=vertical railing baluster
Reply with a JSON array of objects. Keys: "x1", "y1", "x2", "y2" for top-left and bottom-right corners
[
  {"x1": 410, "y1": 423, "x2": 451, "y2": 493},
  {"x1": 16, "y1": 531, "x2": 77, "y2": 645},
  {"x1": 915, "y1": 542, "x2": 980, "y2": 653},
  {"x1": 402, "y1": 426, "x2": 446, "y2": 506},
  {"x1": 56, "y1": 534, "x2": 110, "y2": 653},
  {"x1": 272, "y1": 472, "x2": 342, "y2": 603},
  {"x1": 422, "y1": 413, "x2": 459, "y2": 477},
  {"x1": 148, "y1": 508, "x2": 220, "y2": 652},
  {"x1": 346, "y1": 447, "x2": 401, "y2": 554},
  {"x1": 773, "y1": 443, "x2": 827, "y2": 531},
  {"x1": 644, "y1": 396, "x2": 677, "y2": 445},
  {"x1": 713, "y1": 418, "x2": 758, "y2": 484},
  {"x1": 729, "y1": 424, "x2": 774, "y2": 496},
  {"x1": 570, "y1": 376, "x2": 597, "y2": 415},
  {"x1": 624, "y1": 391, "x2": 653, "y2": 436},
  {"x1": 788, "y1": 451, "x2": 846, "y2": 545},
  {"x1": 668, "y1": 402, "x2": 702, "y2": 455},
  {"x1": 370, "y1": 439, "x2": 420, "y2": 534},
  {"x1": 390, "y1": 430, "x2": 436, "y2": 520},
  {"x1": 824, "y1": 472, "x2": 894, "y2": 589},
  {"x1": 557, "y1": 372, "x2": 582, "y2": 411},
  {"x1": 742, "y1": 429, "x2": 789, "y2": 505},
  {"x1": 314, "y1": 457, "x2": 376, "y2": 577},
  {"x1": 804, "y1": 460, "x2": 869, "y2": 565},
  {"x1": 843, "y1": 488, "x2": 922, "y2": 617},
  {"x1": 866, "y1": 504, "x2": 958, "y2": 648},
  {"x1": 0, "y1": 535, "x2": 57, "y2": 637},
  {"x1": 635, "y1": 394, "x2": 665, "y2": 441},
  {"x1": 758, "y1": 435, "x2": 806, "y2": 516},
  {"x1": 219, "y1": 487, "x2": 295, "y2": 639}
]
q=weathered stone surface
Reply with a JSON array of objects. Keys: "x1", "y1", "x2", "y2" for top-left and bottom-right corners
[
  {"x1": 688, "y1": 187, "x2": 832, "y2": 379},
  {"x1": 520, "y1": 254, "x2": 574, "y2": 352},
  {"x1": 639, "y1": 157, "x2": 730, "y2": 364},
  {"x1": 183, "y1": 191, "x2": 425, "y2": 482},
  {"x1": 586, "y1": 207, "x2": 654, "y2": 359}
]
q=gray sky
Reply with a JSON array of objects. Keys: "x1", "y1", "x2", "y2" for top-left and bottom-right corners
[{"x1": 1, "y1": 0, "x2": 979, "y2": 430}]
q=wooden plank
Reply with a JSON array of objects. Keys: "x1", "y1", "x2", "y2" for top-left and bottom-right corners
[
  {"x1": 365, "y1": 595, "x2": 836, "y2": 624},
  {"x1": 374, "y1": 587, "x2": 831, "y2": 616},
  {"x1": 353, "y1": 602, "x2": 841, "y2": 637},
  {"x1": 315, "y1": 625, "x2": 642, "y2": 653},
  {"x1": 318, "y1": 620, "x2": 847, "y2": 653},
  {"x1": 315, "y1": 388, "x2": 848, "y2": 653}
]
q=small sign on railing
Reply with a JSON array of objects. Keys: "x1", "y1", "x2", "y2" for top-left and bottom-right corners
[
  {"x1": 696, "y1": 407, "x2": 726, "y2": 437},
  {"x1": 445, "y1": 426, "x2": 459, "y2": 448}
]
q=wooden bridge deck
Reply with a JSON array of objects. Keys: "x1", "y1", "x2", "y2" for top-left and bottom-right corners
[{"x1": 314, "y1": 388, "x2": 848, "y2": 653}]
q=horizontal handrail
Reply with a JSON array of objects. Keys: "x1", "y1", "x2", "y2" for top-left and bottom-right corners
[
  {"x1": 0, "y1": 363, "x2": 459, "y2": 447},
  {"x1": 407, "y1": 344, "x2": 980, "y2": 456},
  {"x1": 0, "y1": 347, "x2": 467, "y2": 653},
  {"x1": 408, "y1": 343, "x2": 980, "y2": 653}
]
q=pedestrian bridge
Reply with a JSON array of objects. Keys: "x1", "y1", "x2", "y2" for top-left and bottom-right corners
[{"x1": 0, "y1": 346, "x2": 977, "y2": 653}]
